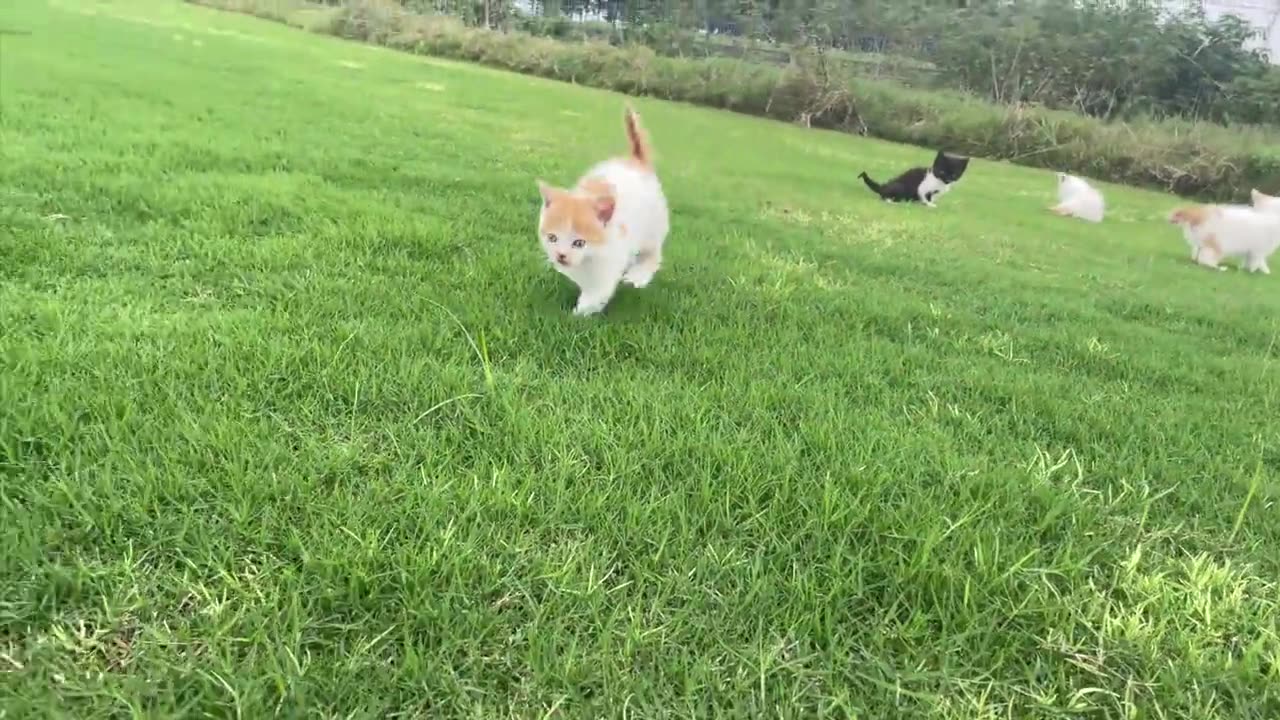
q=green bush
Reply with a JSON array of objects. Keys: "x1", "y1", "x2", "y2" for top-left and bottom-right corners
[
  {"x1": 190, "y1": 0, "x2": 1280, "y2": 200},
  {"x1": 516, "y1": 14, "x2": 618, "y2": 44},
  {"x1": 325, "y1": 0, "x2": 405, "y2": 43},
  {"x1": 1223, "y1": 72, "x2": 1280, "y2": 126},
  {"x1": 921, "y1": 1, "x2": 1279, "y2": 126}
]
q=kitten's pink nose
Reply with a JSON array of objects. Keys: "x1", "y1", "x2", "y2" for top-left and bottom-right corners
[{"x1": 556, "y1": 253, "x2": 568, "y2": 265}]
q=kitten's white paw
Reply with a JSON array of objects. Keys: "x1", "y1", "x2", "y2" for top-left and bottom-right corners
[
  {"x1": 622, "y1": 268, "x2": 655, "y2": 288},
  {"x1": 573, "y1": 300, "x2": 607, "y2": 316}
]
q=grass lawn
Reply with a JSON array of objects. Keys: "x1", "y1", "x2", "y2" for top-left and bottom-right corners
[{"x1": 3, "y1": 0, "x2": 1279, "y2": 716}]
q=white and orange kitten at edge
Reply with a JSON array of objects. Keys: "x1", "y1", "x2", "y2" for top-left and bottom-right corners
[
  {"x1": 1169, "y1": 203, "x2": 1280, "y2": 274},
  {"x1": 536, "y1": 106, "x2": 670, "y2": 316}
]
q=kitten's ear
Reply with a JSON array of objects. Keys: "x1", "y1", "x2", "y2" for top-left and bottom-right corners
[
  {"x1": 593, "y1": 194, "x2": 617, "y2": 224},
  {"x1": 579, "y1": 179, "x2": 617, "y2": 224},
  {"x1": 1168, "y1": 207, "x2": 1200, "y2": 225},
  {"x1": 537, "y1": 180, "x2": 560, "y2": 207}
]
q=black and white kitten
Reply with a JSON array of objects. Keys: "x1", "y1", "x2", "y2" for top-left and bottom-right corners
[{"x1": 858, "y1": 151, "x2": 970, "y2": 207}]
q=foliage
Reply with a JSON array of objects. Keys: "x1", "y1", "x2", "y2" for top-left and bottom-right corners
[
  {"x1": 430, "y1": 0, "x2": 1280, "y2": 126},
  {"x1": 921, "y1": 1, "x2": 1279, "y2": 125},
  {"x1": 514, "y1": 13, "x2": 620, "y2": 43},
  {"x1": 194, "y1": 0, "x2": 1280, "y2": 200},
  {"x1": 1224, "y1": 70, "x2": 1280, "y2": 126}
]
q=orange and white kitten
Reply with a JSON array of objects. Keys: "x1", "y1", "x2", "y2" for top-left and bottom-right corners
[
  {"x1": 1251, "y1": 188, "x2": 1280, "y2": 215},
  {"x1": 1169, "y1": 204, "x2": 1280, "y2": 274},
  {"x1": 536, "y1": 106, "x2": 670, "y2": 316}
]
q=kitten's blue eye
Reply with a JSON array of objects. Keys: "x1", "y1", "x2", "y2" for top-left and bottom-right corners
[
  {"x1": 547, "y1": 234, "x2": 558, "y2": 243},
  {"x1": 571, "y1": 238, "x2": 586, "y2": 249}
]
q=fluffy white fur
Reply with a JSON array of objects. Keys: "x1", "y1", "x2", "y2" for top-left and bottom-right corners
[
  {"x1": 536, "y1": 109, "x2": 669, "y2": 316},
  {"x1": 571, "y1": 159, "x2": 668, "y2": 300},
  {"x1": 1169, "y1": 204, "x2": 1280, "y2": 274},
  {"x1": 917, "y1": 172, "x2": 951, "y2": 207},
  {"x1": 1051, "y1": 173, "x2": 1105, "y2": 223},
  {"x1": 1251, "y1": 188, "x2": 1280, "y2": 215}
]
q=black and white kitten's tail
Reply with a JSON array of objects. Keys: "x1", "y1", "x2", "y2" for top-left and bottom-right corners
[{"x1": 858, "y1": 172, "x2": 885, "y2": 197}]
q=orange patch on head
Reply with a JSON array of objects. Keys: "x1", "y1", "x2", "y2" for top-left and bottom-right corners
[
  {"x1": 538, "y1": 181, "x2": 610, "y2": 246},
  {"x1": 1168, "y1": 205, "x2": 1214, "y2": 228},
  {"x1": 576, "y1": 177, "x2": 618, "y2": 224},
  {"x1": 577, "y1": 177, "x2": 611, "y2": 197}
]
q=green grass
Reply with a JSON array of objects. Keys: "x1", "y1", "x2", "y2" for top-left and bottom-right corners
[{"x1": 3, "y1": 0, "x2": 1280, "y2": 716}]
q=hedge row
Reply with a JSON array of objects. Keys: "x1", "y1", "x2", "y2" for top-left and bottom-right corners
[{"x1": 191, "y1": 0, "x2": 1280, "y2": 201}]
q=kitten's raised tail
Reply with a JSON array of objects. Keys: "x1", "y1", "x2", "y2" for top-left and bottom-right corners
[
  {"x1": 858, "y1": 172, "x2": 885, "y2": 197},
  {"x1": 624, "y1": 106, "x2": 652, "y2": 170}
]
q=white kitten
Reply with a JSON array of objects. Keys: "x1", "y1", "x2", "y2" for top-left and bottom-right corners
[
  {"x1": 1169, "y1": 204, "x2": 1280, "y2": 273},
  {"x1": 536, "y1": 106, "x2": 670, "y2": 316},
  {"x1": 1251, "y1": 188, "x2": 1280, "y2": 215},
  {"x1": 1049, "y1": 173, "x2": 1105, "y2": 223}
]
